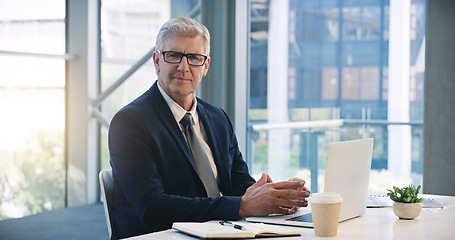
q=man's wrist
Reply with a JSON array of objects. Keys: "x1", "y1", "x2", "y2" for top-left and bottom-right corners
[{"x1": 238, "y1": 195, "x2": 248, "y2": 217}]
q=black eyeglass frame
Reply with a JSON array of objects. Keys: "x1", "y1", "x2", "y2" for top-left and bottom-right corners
[{"x1": 157, "y1": 50, "x2": 208, "y2": 66}]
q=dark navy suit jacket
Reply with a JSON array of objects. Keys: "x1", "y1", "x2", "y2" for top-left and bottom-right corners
[{"x1": 108, "y1": 82, "x2": 255, "y2": 239}]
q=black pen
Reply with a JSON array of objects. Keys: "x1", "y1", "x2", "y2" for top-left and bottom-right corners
[{"x1": 219, "y1": 220, "x2": 243, "y2": 230}]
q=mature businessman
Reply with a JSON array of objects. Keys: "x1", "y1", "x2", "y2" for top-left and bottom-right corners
[{"x1": 108, "y1": 17, "x2": 310, "y2": 240}]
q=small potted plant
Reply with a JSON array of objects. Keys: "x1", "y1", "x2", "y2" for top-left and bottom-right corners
[{"x1": 387, "y1": 184, "x2": 424, "y2": 219}]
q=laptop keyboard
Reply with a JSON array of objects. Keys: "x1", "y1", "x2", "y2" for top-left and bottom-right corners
[{"x1": 285, "y1": 213, "x2": 313, "y2": 223}]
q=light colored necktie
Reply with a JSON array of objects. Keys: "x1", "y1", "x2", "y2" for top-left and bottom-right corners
[{"x1": 180, "y1": 113, "x2": 220, "y2": 197}]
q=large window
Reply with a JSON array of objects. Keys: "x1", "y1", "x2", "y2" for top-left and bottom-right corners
[
  {"x1": 247, "y1": 0, "x2": 425, "y2": 193},
  {"x1": 0, "y1": 0, "x2": 66, "y2": 219}
]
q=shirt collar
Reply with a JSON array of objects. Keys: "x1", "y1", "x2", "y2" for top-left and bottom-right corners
[{"x1": 157, "y1": 81, "x2": 198, "y2": 125}]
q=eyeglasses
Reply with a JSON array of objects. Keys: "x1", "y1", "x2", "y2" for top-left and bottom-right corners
[{"x1": 157, "y1": 50, "x2": 208, "y2": 66}]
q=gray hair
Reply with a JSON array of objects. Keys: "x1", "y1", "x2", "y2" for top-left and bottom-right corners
[{"x1": 155, "y1": 17, "x2": 210, "y2": 55}]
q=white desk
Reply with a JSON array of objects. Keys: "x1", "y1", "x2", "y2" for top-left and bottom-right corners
[{"x1": 124, "y1": 194, "x2": 455, "y2": 240}]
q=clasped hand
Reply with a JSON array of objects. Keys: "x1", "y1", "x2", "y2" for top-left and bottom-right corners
[{"x1": 239, "y1": 173, "x2": 310, "y2": 217}]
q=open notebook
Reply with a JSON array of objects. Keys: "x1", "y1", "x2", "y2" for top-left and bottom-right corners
[
  {"x1": 172, "y1": 220, "x2": 300, "y2": 239},
  {"x1": 246, "y1": 138, "x2": 374, "y2": 228}
]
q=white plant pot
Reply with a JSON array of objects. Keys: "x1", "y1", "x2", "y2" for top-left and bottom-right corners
[{"x1": 392, "y1": 202, "x2": 422, "y2": 219}]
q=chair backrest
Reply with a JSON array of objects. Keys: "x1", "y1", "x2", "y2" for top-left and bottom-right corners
[{"x1": 99, "y1": 170, "x2": 114, "y2": 238}]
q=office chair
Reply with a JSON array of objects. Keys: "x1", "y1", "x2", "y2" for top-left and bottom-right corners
[{"x1": 99, "y1": 170, "x2": 114, "y2": 238}]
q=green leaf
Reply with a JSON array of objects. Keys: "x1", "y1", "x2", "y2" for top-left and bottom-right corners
[
  {"x1": 387, "y1": 185, "x2": 423, "y2": 203},
  {"x1": 391, "y1": 196, "x2": 399, "y2": 202}
]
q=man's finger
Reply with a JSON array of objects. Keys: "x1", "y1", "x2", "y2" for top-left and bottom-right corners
[
  {"x1": 271, "y1": 206, "x2": 296, "y2": 215},
  {"x1": 273, "y1": 189, "x2": 309, "y2": 201},
  {"x1": 288, "y1": 177, "x2": 304, "y2": 182},
  {"x1": 264, "y1": 173, "x2": 273, "y2": 183},
  {"x1": 250, "y1": 173, "x2": 268, "y2": 188},
  {"x1": 273, "y1": 195, "x2": 308, "y2": 209},
  {"x1": 271, "y1": 180, "x2": 305, "y2": 189}
]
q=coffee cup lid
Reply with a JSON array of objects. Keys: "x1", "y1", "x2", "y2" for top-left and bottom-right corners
[{"x1": 308, "y1": 192, "x2": 343, "y2": 204}]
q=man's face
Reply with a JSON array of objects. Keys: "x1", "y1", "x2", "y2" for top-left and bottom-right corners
[{"x1": 153, "y1": 34, "x2": 210, "y2": 105}]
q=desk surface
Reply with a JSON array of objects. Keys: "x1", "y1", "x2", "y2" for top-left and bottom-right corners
[{"x1": 123, "y1": 194, "x2": 455, "y2": 240}]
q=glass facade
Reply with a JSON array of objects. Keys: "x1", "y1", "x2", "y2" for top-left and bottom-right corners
[
  {"x1": 248, "y1": 0, "x2": 425, "y2": 192},
  {"x1": 0, "y1": 0, "x2": 66, "y2": 219}
]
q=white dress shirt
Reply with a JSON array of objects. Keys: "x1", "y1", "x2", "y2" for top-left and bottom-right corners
[{"x1": 157, "y1": 82, "x2": 219, "y2": 179}]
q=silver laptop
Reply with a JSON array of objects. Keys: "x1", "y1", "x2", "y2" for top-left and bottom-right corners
[{"x1": 246, "y1": 138, "x2": 374, "y2": 228}]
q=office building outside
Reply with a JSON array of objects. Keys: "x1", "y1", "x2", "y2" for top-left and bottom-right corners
[{"x1": 248, "y1": 0, "x2": 425, "y2": 192}]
